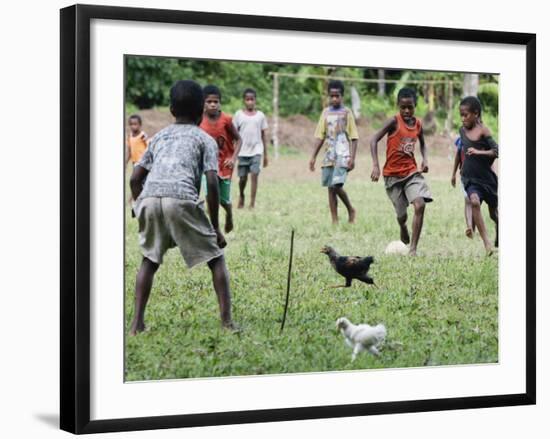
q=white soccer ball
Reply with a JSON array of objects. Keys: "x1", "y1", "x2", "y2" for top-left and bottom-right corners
[{"x1": 384, "y1": 240, "x2": 409, "y2": 255}]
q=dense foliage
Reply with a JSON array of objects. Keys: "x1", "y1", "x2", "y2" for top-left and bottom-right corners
[{"x1": 126, "y1": 56, "x2": 499, "y2": 137}]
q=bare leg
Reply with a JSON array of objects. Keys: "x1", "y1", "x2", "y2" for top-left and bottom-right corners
[
  {"x1": 129, "y1": 257, "x2": 159, "y2": 335},
  {"x1": 333, "y1": 185, "x2": 356, "y2": 223},
  {"x1": 238, "y1": 175, "x2": 247, "y2": 209},
  {"x1": 470, "y1": 193, "x2": 493, "y2": 254},
  {"x1": 221, "y1": 201, "x2": 233, "y2": 233},
  {"x1": 409, "y1": 198, "x2": 426, "y2": 256},
  {"x1": 465, "y1": 197, "x2": 474, "y2": 238},
  {"x1": 207, "y1": 255, "x2": 234, "y2": 328},
  {"x1": 328, "y1": 187, "x2": 338, "y2": 224},
  {"x1": 249, "y1": 173, "x2": 258, "y2": 208},
  {"x1": 489, "y1": 205, "x2": 499, "y2": 248},
  {"x1": 397, "y1": 213, "x2": 410, "y2": 245}
]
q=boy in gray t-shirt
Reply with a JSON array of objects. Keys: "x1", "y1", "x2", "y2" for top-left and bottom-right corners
[
  {"x1": 129, "y1": 80, "x2": 237, "y2": 335},
  {"x1": 233, "y1": 88, "x2": 269, "y2": 209}
]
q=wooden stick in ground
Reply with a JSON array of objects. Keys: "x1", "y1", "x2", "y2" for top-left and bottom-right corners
[{"x1": 280, "y1": 229, "x2": 295, "y2": 333}]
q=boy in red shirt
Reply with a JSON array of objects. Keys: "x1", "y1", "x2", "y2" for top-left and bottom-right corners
[
  {"x1": 370, "y1": 88, "x2": 432, "y2": 256},
  {"x1": 199, "y1": 85, "x2": 242, "y2": 233}
]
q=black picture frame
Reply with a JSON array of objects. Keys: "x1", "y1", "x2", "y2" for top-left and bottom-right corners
[{"x1": 60, "y1": 4, "x2": 536, "y2": 434}]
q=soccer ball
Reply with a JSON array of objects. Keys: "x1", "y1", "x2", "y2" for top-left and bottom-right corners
[{"x1": 384, "y1": 240, "x2": 409, "y2": 255}]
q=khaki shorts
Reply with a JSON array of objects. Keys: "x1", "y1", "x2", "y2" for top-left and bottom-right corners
[
  {"x1": 384, "y1": 172, "x2": 433, "y2": 218},
  {"x1": 135, "y1": 197, "x2": 223, "y2": 267}
]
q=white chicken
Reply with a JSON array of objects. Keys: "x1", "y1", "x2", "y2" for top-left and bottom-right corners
[{"x1": 336, "y1": 317, "x2": 386, "y2": 361}]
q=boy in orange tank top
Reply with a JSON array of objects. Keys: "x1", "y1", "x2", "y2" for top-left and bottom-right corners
[
  {"x1": 126, "y1": 114, "x2": 149, "y2": 167},
  {"x1": 370, "y1": 88, "x2": 432, "y2": 256}
]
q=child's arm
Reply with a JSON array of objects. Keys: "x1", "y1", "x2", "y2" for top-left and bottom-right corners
[
  {"x1": 224, "y1": 123, "x2": 242, "y2": 171},
  {"x1": 451, "y1": 150, "x2": 461, "y2": 187},
  {"x1": 125, "y1": 141, "x2": 131, "y2": 168},
  {"x1": 309, "y1": 138, "x2": 324, "y2": 171},
  {"x1": 205, "y1": 170, "x2": 226, "y2": 248},
  {"x1": 348, "y1": 139, "x2": 358, "y2": 171},
  {"x1": 467, "y1": 125, "x2": 499, "y2": 158},
  {"x1": 129, "y1": 165, "x2": 149, "y2": 200},
  {"x1": 261, "y1": 128, "x2": 269, "y2": 167},
  {"x1": 418, "y1": 127, "x2": 429, "y2": 173},
  {"x1": 370, "y1": 117, "x2": 396, "y2": 181}
]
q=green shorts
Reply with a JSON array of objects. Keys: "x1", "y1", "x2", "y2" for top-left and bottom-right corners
[
  {"x1": 202, "y1": 175, "x2": 232, "y2": 204},
  {"x1": 321, "y1": 166, "x2": 347, "y2": 187},
  {"x1": 384, "y1": 172, "x2": 433, "y2": 218}
]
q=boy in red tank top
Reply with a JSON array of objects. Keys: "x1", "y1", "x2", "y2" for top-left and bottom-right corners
[
  {"x1": 370, "y1": 88, "x2": 432, "y2": 256},
  {"x1": 199, "y1": 85, "x2": 242, "y2": 233}
]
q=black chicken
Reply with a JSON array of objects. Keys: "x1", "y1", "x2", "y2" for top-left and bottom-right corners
[{"x1": 321, "y1": 246, "x2": 376, "y2": 288}]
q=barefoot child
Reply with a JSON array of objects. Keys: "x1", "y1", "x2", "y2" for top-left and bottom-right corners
[
  {"x1": 199, "y1": 85, "x2": 242, "y2": 233},
  {"x1": 233, "y1": 88, "x2": 268, "y2": 209},
  {"x1": 451, "y1": 136, "x2": 475, "y2": 238},
  {"x1": 370, "y1": 87, "x2": 432, "y2": 256},
  {"x1": 309, "y1": 80, "x2": 358, "y2": 224},
  {"x1": 458, "y1": 96, "x2": 499, "y2": 254},
  {"x1": 129, "y1": 80, "x2": 237, "y2": 335},
  {"x1": 125, "y1": 114, "x2": 149, "y2": 202}
]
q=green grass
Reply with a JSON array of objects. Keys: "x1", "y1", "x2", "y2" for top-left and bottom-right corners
[{"x1": 124, "y1": 157, "x2": 498, "y2": 381}]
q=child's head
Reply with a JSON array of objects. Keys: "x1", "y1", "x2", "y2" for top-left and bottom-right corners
[
  {"x1": 459, "y1": 96, "x2": 482, "y2": 129},
  {"x1": 169, "y1": 80, "x2": 204, "y2": 124},
  {"x1": 397, "y1": 88, "x2": 417, "y2": 121},
  {"x1": 128, "y1": 114, "x2": 142, "y2": 135},
  {"x1": 203, "y1": 85, "x2": 221, "y2": 116},
  {"x1": 328, "y1": 80, "x2": 345, "y2": 108},
  {"x1": 243, "y1": 88, "x2": 257, "y2": 111}
]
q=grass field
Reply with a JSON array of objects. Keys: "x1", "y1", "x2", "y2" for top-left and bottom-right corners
[{"x1": 124, "y1": 150, "x2": 498, "y2": 381}]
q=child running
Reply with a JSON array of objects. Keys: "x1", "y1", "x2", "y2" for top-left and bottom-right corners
[
  {"x1": 129, "y1": 80, "x2": 237, "y2": 335},
  {"x1": 309, "y1": 80, "x2": 358, "y2": 224},
  {"x1": 451, "y1": 136, "x2": 475, "y2": 238},
  {"x1": 370, "y1": 87, "x2": 432, "y2": 256},
  {"x1": 233, "y1": 88, "x2": 269, "y2": 209},
  {"x1": 199, "y1": 85, "x2": 242, "y2": 233},
  {"x1": 125, "y1": 114, "x2": 149, "y2": 202},
  {"x1": 458, "y1": 96, "x2": 499, "y2": 254}
]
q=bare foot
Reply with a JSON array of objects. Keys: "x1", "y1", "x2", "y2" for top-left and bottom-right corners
[
  {"x1": 400, "y1": 227, "x2": 410, "y2": 245},
  {"x1": 331, "y1": 219, "x2": 339, "y2": 225},
  {"x1": 225, "y1": 216, "x2": 233, "y2": 233},
  {"x1": 484, "y1": 242, "x2": 494, "y2": 256},
  {"x1": 409, "y1": 248, "x2": 417, "y2": 256},
  {"x1": 129, "y1": 322, "x2": 146, "y2": 336},
  {"x1": 248, "y1": 204, "x2": 255, "y2": 209},
  {"x1": 348, "y1": 208, "x2": 356, "y2": 224},
  {"x1": 465, "y1": 228, "x2": 473, "y2": 239},
  {"x1": 238, "y1": 196, "x2": 244, "y2": 209},
  {"x1": 222, "y1": 321, "x2": 241, "y2": 333}
]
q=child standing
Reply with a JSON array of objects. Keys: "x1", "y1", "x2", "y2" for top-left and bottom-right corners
[
  {"x1": 451, "y1": 136, "x2": 475, "y2": 238},
  {"x1": 458, "y1": 96, "x2": 499, "y2": 254},
  {"x1": 126, "y1": 114, "x2": 149, "y2": 202},
  {"x1": 126, "y1": 114, "x2": 148, "y2": 169},
  {"x1": 309, "y1": 80, "x2": 358, "y2": 224},
  {"x1": 199, "y1": 85, "x2": 242, "y2": 233},
  {"x1": 233, "y1": 88, "x2": 269, "y2": 209},
  {"x1": 370, "y1": 88, "x2": 432, "y2": 256},
  {"x1": 129, "y1": 80, "x2": 237, "y2": 335}
]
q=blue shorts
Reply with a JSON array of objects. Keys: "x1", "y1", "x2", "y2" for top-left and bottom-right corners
[
  {"x1": 321, "y1": 166, "x2": 347, "y2": 187},
  {"x1": 466, "y1": 183, "x2": 498, "y2": 208},
  {"x1": 238, "y1": 155, "x2": 262, "y2": 177}
]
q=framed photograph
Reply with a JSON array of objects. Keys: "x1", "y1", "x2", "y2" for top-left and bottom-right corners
[{"x1": 60, "y1": 4, "x2": 536, "y2": 434}]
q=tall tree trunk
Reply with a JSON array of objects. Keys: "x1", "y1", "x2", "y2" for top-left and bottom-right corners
[
  {"x1": 463, "y1": 73, "x2": 479, "y2": 97},
  {"x1": 377, "y1": 69, "x2": 385, "y2": 97}
]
